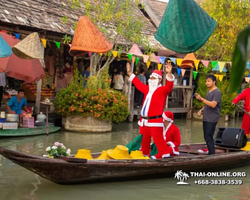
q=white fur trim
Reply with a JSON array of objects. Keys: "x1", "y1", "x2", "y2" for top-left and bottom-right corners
[
  {"x1": 162, "y1": 113, "x2": 173, "y2": 123},
  {"x1": 138, "y1": 120, "x2": 163, "y2": 127},
  {"x1": 150, "y1": 73, "x2": 162, "y2": 79},
  {"x1": 128, "y1": 74, "x2": 136, "y2": 82},
  {"x1": 172, "y1": 149, "x2": 180, "y2": 155},
  {"x1": 151, "y1": 156, "x2": 156, "y2": 159},
  {"x1": 162, "y1": 154, "x2": 170, "y2": 158},
  {"x1": 141, "y1": 93, "x2": 152, "y2": 117},
  {"x1": 166, "y1": 74, "x2": 175, "y2": 82},
  {"x1": 163, "y1": 123, "x2": 172, "y2": 140},
  {"x1": 167, "y1": 141, "x2": 175, "y2": 148}
]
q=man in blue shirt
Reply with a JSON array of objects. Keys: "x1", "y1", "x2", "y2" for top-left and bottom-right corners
[
  {"x1": 7, "y1": 89, "x2": 30, "y2": 115},
  {"x1": 81, "y1": 66, "x2": 90, "y2": 87}
]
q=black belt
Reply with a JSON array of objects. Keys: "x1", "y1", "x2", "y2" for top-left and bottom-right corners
[{"x1": 141, "y1": 115, "x2": 162, "y2": 120}]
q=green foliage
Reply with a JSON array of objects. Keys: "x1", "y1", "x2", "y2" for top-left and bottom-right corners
[
  {"x1": 54, "y1": 70, "x2": 129, "y2": 123},
  {"x1": 230, "y1": 25, "x2": 250, "y2": 93},
  {"x1": 61, "y1": 16, "x2": 69, "y2": 24},
  {"x1": 217, "y1": 79, "x2": 237, "y2": 115},
  {"x1": 62, "y1": 34, "x2": 72, "y2": 44},
  {"x1": 193, "y1": 64, "x2": 237, "y2": 115},
  {"x1": 196, "y1": 0, "x2": 250, "y2": 60}
]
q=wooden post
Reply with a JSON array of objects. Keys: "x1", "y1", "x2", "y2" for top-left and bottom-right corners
[
  {"x1": 35, "y1": 79, "x2": 42, "y2": 114},
  {"x1": 127, "y1": 57, "x2": 135, "y2": 122},
  {"x1": 128, "y1": 59, "x2": 135, "y2": 111},
  {"x1": 189, "y1": 68, "x2": 194, "y2": 109},
  {"x1": 162, "y1": 62, "x2": 166, "y2": 86},
  {"x1": 46, "y1": 106, "x2": 49, "y2": 135}
]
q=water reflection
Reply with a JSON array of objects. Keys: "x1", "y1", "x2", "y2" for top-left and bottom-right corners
[{"x1": 0, "y1": 118, "x2": 250, "y2": 200}]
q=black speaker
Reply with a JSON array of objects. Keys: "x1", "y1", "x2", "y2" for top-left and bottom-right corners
[{"x1": 215, "y1": 127, "x2": 247, "y2": 148}]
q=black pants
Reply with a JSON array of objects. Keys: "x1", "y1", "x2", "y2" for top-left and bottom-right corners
[
  {"x1": 203, "y1": 121, "x2": 217, "y2": 155},
  {"x1": 0, "y1": 86, "x2": 3, "y2": 108}
]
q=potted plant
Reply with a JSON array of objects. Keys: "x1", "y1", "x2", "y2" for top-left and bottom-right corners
[{"x1": 54, "y1": 70, "x2": 129, "y2": 132}]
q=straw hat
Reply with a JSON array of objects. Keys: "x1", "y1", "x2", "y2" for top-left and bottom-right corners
[
  {"x1": 12, "y1": 32, "x2": 44, "y2": 59},
  {"x1": 130, "y1": 150, "x2": 149, "y2": 159},
  {"x1": 107, "y1": 145, "x2": 132, "y2": 159},
  {"x1": 149, "y1": 53, "x2": 158, "y2": 63},
  {"x1": 75, "y1": 149, "x2": 93, "y2": 159},
  {"x1": 95, "y1": 150, "x2": 112, "y2": 160},
  {"x1": 0, "y1": 34, "x2": 12, "y2": 57},
  {"x1": 180, "y1": 61, "x2": 194, "y2": 69},
  {"x1": 241, "y1": 142, "x2": 250, "y2": 151},
  {"x1": 128, "y1": 44, "x2": 143, "y2": 57},
  {"x1": 182, "y1": 53, "x2": 197, "y2": 62},
  {"x1": 69, "y1": 15, "x2": 113, "y2": 56},
  {"x1": 154, "y1": 0, "x2": 217, "y2": 53}
]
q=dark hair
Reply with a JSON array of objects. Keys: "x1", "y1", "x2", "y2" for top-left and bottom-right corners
[
  {"x1": 18, "y1": 89, "x2": 25, "y2": 93},
  {"x1": 164, "y1": 58, "x2": 174, "y2": 67},
  {"x1": 206, "y1": 74, "x2": 216, "y2": 82},
  {"x1": 140, "y1": 68, "x2": 145, "y2": 74}
]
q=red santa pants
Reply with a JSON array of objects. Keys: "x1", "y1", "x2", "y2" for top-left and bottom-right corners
[
  {"x1": 242, "y1": 113, "x2": 250, "y2": 138},
  {"x1": 139, "y1": 126, "x2": 169, "y2": 159}
]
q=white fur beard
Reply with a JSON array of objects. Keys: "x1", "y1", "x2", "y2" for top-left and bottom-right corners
[{"x1": 148, "y1": 79, "x2": 158, "y2": 93}]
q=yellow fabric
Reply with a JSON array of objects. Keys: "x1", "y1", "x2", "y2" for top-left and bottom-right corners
[
  {"x1": 96, "y1": 150, "x2": 112, "y2": 159},
  {"x1": 107, "y1": 145, "x2": 132, "y2": 159},
  {"x1": 75, "y1": 149, "x2": 93, "y2": 159},
  {"x1": 241, "y1": 141, "x2": 250, "y2": 151},
  {"x1": 130, "y1": 150, "x2": 149, "y2": 159}
]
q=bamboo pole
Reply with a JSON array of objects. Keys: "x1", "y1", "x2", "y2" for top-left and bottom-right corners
[
  {"x1": 236, "y1": 105, "x2": 250, "y2": 117},
  {"x1": 128, "y1": 56, "x2": 135, "y2": 111},
  {"x1": 35, "y1": 79, "x2": 42, "y2": 114}
]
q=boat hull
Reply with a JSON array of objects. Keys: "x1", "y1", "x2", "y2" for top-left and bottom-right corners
[{"x1": 1, "y1": 144, "x2": 250, "y2": 184}]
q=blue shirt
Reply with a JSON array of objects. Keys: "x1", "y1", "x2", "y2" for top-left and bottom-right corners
[
  {"x1": 82, "y1": 70, "x2": 90, "y2": 79},
  {"x1": 7, "y1": 96, "x2": 27, "y2": 114},
  {"x1": 82, "y1": 70, "x2": 90, "y2": 86}
]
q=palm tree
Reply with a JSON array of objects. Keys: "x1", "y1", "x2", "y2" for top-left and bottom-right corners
[
  {"x1": 174, "y1": 170, "x2": 183, "y2": 180},
  {"x1": 175, "y1": 170, "x2": 190, "y2": 185}
]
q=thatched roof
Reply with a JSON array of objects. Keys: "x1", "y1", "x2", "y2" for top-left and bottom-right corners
[{"x1": 0, "y1": 0, "x2": 165, "y2": 49}]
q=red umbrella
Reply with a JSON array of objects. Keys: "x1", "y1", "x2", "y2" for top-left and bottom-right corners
[{"x1": 0, "y1": 32, "x2": 44, "y2": 82}]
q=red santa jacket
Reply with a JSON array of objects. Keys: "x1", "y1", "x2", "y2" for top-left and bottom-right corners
[
  {"x1": 233, "y1": 88, "x2": 250, "y2": 112},
  {"x1": 129, "y1": 74, "x2": 174, "y2": 127},
  {"x1": 164, "y1": 123, "x2": 181, "y2": 155}
]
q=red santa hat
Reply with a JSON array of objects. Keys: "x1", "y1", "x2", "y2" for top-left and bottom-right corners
[
  {"x1": 162, "y1": 111, "x2": 174, "y2": 123},
  {"x1": 150, "y1": 70, "x2": 162, "y2": 79}
]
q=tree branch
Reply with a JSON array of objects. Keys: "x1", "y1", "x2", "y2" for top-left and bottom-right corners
[{"x1": 97, "y1": 56, "x2": 115, "y2": 79}]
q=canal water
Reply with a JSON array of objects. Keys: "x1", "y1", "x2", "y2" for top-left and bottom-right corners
[{"x1": 1, "y1": 117, "x2": 250, "y2": 200}]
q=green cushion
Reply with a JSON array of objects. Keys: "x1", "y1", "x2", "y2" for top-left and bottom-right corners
[
  {"x1": 126, "y1": 135, "x2": 158, "y2": 156},
  {"x1": 154, "y1": 0, "x2": 217, "y2": 53}
]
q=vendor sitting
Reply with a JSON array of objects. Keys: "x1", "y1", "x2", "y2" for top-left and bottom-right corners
[{"x1": 6, "y1": 89, "x2": 30, "y2": 116}]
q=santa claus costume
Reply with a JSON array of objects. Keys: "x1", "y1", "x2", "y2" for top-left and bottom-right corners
[
  {"x1": 151, "y1": 111, "x2": 181, "y2": 159},
  {"x1": 129, "y1": 69, "x2": 175, "y2": 159},
  {"x1": 232, "y1": 88, "x2": 250, "y2": 138}
]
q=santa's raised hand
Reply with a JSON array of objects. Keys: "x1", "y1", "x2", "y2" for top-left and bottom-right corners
[
  {"x1": 165, "y1": 62, "x2": 173, "y2": 79},
  {"x1": 165, "y1": 62, "x2": 172, "y2": 73}
]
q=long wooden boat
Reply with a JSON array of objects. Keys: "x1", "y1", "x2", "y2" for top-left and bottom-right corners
[
  {"x1": 0, "y1": 125, "x2": 60, "y2": 137},
  {"x1": 0, "y1": 143, "x2": 250, "y2": 184}
]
